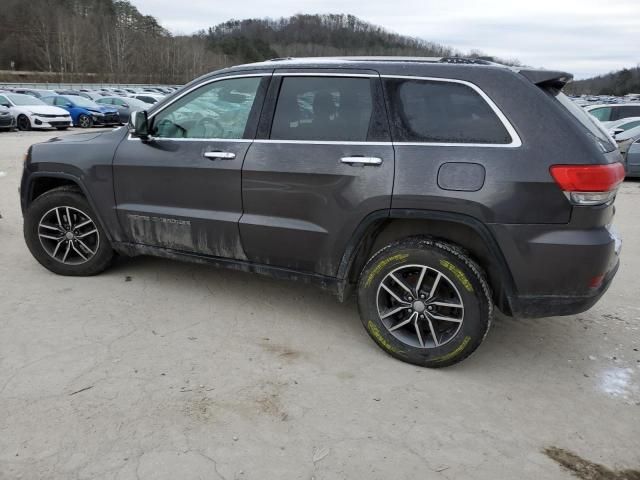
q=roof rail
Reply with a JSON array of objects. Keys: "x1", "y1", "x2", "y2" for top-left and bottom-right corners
[
  {"x1": 262, "y1": 56, "x2": 504, "y2": 66},
  {"x1": 439, "y1": 57, "x2": 495, "y2": 65}
]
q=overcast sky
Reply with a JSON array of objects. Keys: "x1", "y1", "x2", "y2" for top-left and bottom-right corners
[{"x1": 131, "y1": 0, "x2": 639, "y2": 79}]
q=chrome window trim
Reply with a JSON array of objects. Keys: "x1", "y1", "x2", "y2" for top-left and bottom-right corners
[
  {"x1": 127, "y1": 135, "x2": 253, "y2": 142},
  {"x1": 132, "y1": 73, "x2": 270, "y2": 142},
  {"x1": 380, "y1": 74, "x2": 522, "y2": 148},
  {"x1": 147, "y1": 73, "x2": 271, "y2": 121},
  {"x1": 130, "y1": 71, "x2": 521, "y2": 147},
  {"x1": 273, "y1": 72, "x2": 378, "y2": 78},
  {"x1": 253, "y1": 139, "x2": 391, "y2": 146}
]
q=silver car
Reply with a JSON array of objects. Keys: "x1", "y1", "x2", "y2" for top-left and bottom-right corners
[{"x1": 625, "y1": 138, "x2": 640, "y2": 178}]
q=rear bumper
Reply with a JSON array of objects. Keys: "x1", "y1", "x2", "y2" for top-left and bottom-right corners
[
  {"x1": 509, "y1": 258, "x2": 619, "y2": 317},
  {"x1": 491, "y1": 218, "x2": 621, "y2": 318}
]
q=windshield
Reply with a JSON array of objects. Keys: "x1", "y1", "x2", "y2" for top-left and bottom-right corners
[
  {"x1": 66, "y1": 95, "x2": 99, "y2": 108},
  {"x1": 7, "y1": 93, "x2": 46, "y2": 106},
  {"x1": 551, "y1": 91, "x2": 616, "y2": 152}
]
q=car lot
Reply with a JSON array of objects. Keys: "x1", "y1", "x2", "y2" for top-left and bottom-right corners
[{"x1": 1, "y1": 129, "x2": 639, "y2": 479}]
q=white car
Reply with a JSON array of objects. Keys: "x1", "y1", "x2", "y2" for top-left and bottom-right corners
[
  {"x1": 603, "y1": 116, "x2": 640, "y2": 135},
  {"x1": 613, "y1": 124, "x2": 640, "y2": 157},
  {"x1": 585, "y1": 103, "x2": 640, "y2": 123},
  {"x1": 131, "y1": 93, "x2": 165, "y2": 105},
  {"x1": 0, "y1": 93, "x2": 72, "y2": 131}
]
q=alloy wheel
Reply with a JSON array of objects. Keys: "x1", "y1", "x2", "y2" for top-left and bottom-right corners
[
  {"x1": 17, "y1": 115, "x2": 30, "y2": 131},
  {"x1": 37, "y1": 206, "x2": 100, "y2": 265},
  {"x1": 376, "y1": 264, "x2": 464, "y2": 348},
  {"x1": 78, "y1": 115, "x2": 92, "y2": 128}
]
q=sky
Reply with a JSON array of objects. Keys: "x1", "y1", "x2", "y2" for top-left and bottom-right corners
[{"x1": 131, "y1": 0, "x2": 640, "y2": 80}]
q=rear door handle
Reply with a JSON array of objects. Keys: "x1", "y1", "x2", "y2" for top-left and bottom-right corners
[
  {"x1": 340, "y1": 156, "x2": 383, "y2": 166},
  {"x1": 204, "y1": 151, "x2": 236, "y2": 160}
]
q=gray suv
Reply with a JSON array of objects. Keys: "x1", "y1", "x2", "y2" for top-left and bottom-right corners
[{"x1": 20, "y1": 57, "x2": 624, "y2": 367}]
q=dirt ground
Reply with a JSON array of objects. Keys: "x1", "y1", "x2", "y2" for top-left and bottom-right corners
[{"x1": 1, "y1": 129, "x2": 639, "y2": 480}]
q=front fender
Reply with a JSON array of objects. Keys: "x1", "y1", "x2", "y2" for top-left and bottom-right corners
[{"x1": 21, "y1": 127, "x2": 128, "y2": 242}]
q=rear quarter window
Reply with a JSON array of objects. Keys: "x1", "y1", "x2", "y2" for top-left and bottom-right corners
[{"x1": 384, "y1": 78, "x2": 512, "y2": 144}]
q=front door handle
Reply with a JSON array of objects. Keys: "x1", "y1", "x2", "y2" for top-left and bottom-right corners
[
  {"x1": 340, "y1": 156, "x2": 383, "y2": 166},
  {"x1": 204, "y1": 151, "x2": 236, "y2": 160}
]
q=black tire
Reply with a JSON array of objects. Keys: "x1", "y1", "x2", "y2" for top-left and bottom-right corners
[
  {"x1": 77, "y1": 114, "x2": 93, "y2": 128},
  {"x1": 17, "y1": 114, "x2": 31, "y2": 131},
  {"x1": 23, "y1": 187, "x2": 114, "y2": 276},
  {"x1": 357, "y1": 237, "x2": 492, "y2": 368}
]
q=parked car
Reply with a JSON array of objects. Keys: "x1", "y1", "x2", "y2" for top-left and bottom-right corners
[
  {"x1": 142, "y1": 87, "x2": 166, "y2": 94},
  {"x1": 585, "y1": 103, "x2": 640, "y2": 122},
  {"x1": 55, "y1": 89, "x2": 102, "y2": 101},
  {"x1": 131, "y1": 93, "x2": 165, "y2": 105},
  {"x1": 41, "y1": 95, "x2": 120, "y2": 128},
  {"x1": 20, "y1": 57, "x2": 623, "y2": 367},
  {"x1": 0, "y1": 105, "x2": 16, "y2": 131},
  {"x1": 625, "y1": 138, "x2": 640, "y2": 177},
  {"x1": 95, "y1": 96, "x2": 149, "y2": 123},
  {"x1": 613, "y1": 124, "x2": 640, "y2": 158},
  {"x1": 11, "y1": 88, "x2": 58, "y2": 99},
  {"x1": 0, "y1": 92, "x2": 71, "y2": 130},
  {"x1": 604, "y1": 116, "x2": 640, "y2": 135}
]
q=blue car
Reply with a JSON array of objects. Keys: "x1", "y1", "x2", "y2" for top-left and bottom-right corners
[{"x1": 41, "y1": 95, "x2": 121, "y2": 128}]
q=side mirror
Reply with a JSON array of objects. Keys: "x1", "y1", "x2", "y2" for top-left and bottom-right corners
[
  {"x1": 611, "y1": 128, "x2": 624, "y2": 138},
  {"x1": 128, "y1": 111, "x2": 152, "y2": 140},
  {"x1": 1, "y1": 103, "x2": 10, "y2": 108},
  {"x1": 65, "y1": 103, "x2": 73, "y2": 108}
]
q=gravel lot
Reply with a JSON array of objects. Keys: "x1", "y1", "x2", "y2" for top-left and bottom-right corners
[{"x1": 1, "y1": 129, "x2": 639, "y2": 480}]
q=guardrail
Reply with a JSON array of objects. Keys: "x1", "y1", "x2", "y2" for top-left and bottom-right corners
[{"x1": 0, "y1": 82, "x2": 182, "y2": 89}]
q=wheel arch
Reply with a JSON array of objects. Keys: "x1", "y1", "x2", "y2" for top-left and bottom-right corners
[
  {"x1": 24, "y1": 172, "x2": 114, "y2": 243},
  {"x1": 337, "y1": 210, "x2": 517, "y2": 315}
]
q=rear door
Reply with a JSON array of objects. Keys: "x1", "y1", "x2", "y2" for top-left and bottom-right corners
[
  {"x1": 113, "y1": 72, "x2": 271, "y2": 258},
  {"x1": 240, "y1": 70, "x2": 394, "y2": 276}
]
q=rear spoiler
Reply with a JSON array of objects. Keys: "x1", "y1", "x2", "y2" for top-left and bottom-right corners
[{"x1": 517, "y1": 69, "x2": 573, "y2": 89}]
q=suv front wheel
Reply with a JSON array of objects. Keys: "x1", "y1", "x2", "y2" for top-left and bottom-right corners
[
  {"x1": 357, "y1": 237, "x2": 492, "y2": 368},
  {"x1": 24, "y1": 187, "x2": 114, "y2": 276}
]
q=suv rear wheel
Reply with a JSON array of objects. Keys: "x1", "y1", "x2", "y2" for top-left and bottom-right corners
[
  {"x1": 24, "y1": 187, "x2": 114, "y2": 276},
  {"x1": 357, "y1": 237, "x2": 492, "y2": 367}
]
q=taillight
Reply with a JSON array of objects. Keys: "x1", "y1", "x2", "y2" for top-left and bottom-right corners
[{"x1": 550, "y1": 163, "x2": 625, "y2": 205}]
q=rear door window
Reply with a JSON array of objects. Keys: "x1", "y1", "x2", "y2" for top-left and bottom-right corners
[
  {"x1": 384, "y1": 78, "x2": 512, "y2": 144},
  {"x1": 270, "y1": 76, "x2": 375, "y2": 142}
]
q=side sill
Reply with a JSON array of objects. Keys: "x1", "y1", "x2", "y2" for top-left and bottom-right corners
[{"x1": 113, "y1": 242, "x2": 345, "y2": 298}]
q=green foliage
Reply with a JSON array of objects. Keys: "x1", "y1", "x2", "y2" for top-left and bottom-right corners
[
  {"x1": 0, "y1": 3, "x2": 516, "y2": 84},
  {"x1": 567, "y1": 66, "x2": 640, "y2": 96},
  {"x1": 205, "y1": 14, "x2": 456, "y2": 63}
]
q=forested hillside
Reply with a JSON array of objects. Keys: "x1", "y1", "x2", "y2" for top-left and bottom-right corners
[
  {"x1": 0, "y1": 0, "x2": 485, "y2": 84},
  {"x1": 566, "y1": 66, "x2": 640, "y2": 95}
]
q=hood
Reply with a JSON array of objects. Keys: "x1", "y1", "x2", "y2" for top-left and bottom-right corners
[
  {"x1": 24, "y1": 105, "x2": 70, "y2": 116},
  {"x1": 95, "y1": 105, "x2": 119, "y2": 114},
  {"x1": 47, "y1": 131, "x2": 109, "y2": 143}
]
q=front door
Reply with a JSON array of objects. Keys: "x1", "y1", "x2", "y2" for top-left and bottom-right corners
[
  {"x1": 113, "y1": 73, "x2": 270, "y2": 258},
  {"x1": 240, "y1": 71, "x2": 394, "y2": 276}
]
